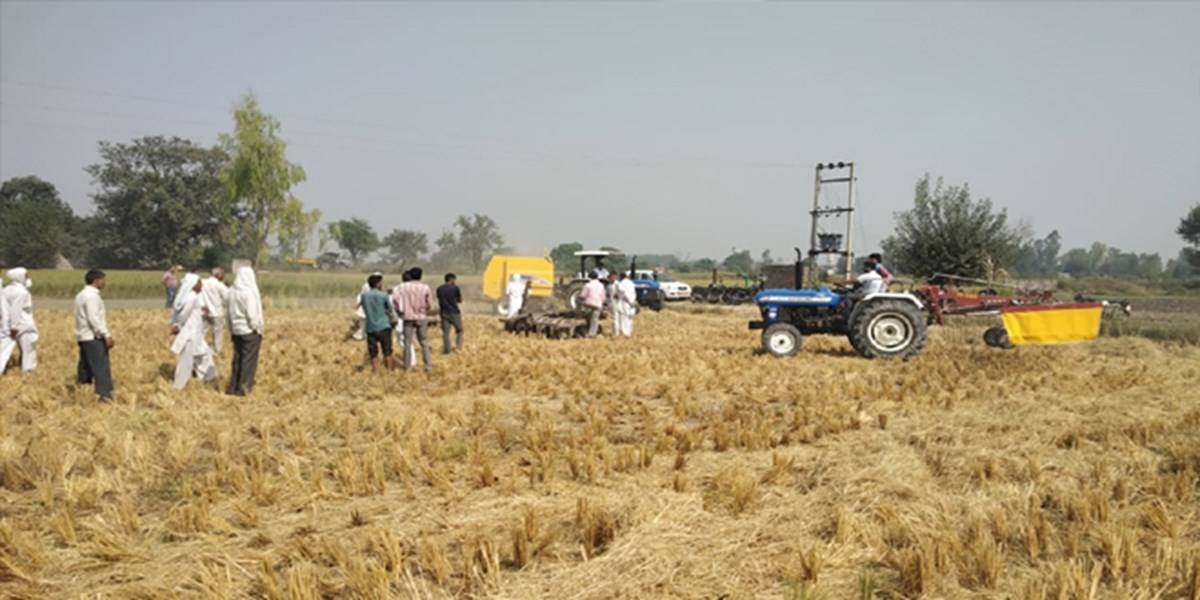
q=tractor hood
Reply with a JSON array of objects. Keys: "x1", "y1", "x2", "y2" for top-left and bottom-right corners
[{"x1": 755, "y1": 288, "x2": 842, "y2": 308}]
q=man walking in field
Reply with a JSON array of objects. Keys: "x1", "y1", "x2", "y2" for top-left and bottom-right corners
[
  {"x1": 226, "y1": 266, "x2": 264, "y2": 395},
  {"x1": 162, "y1": 264, "x2": 180, "y2": 309},
  {"x1": 437, "y1": 273, "x2": 464, "y2": 354},
  {"x1": 170, "y1": 273, "x2": 217, "y2": 389},
  {"x1": 0, "y1": 268, "x2": 38, "y2": 374},
  {"x1": 75, "y1": 269, "x2": 114, "y2": 402},
  {"x1": 201, "y1": 267, "x2": 230, "y2": 354},
  {"x1": 579, "y1": 270, "x2": 606, "y2": 338},
  {"x1": 395, "y1": 267, "x2": 435, "y2": 372},
  {"x1": 0, "y1": 272, "x2": 10, "y2": 374},
  {"x1": 361, "y1": 273, "x2": 397, "y2": 372}
]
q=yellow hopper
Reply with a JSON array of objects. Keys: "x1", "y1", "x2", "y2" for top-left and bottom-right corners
[
  {"x1": 1000, "y1": 303, "x2": 1103, "y2": 345},
  {"x1": 482, "y1": 256, "x2": 555, "y2": 300}
]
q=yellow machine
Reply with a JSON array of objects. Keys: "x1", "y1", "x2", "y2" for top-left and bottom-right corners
[
  {"x1": 482, "y1": 256, "x2": 555, "y2": 300},
  {"x1": 1000, "y1": 303, "x2": 1104, "y2": 345}
]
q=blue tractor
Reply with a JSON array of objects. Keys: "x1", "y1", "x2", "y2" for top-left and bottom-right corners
[
  {"x1": 749, "y1": 161, "x2": 929, "y2": 359},
  {"x1": 561, "y1": 250, "x2": 666, "y2": 312},
  {"x1": 750, "y1": 282, "x2": 929, "y2": 359}
]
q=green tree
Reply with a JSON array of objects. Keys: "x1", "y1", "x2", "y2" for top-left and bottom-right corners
[
  {"x1": 275, "y1": 198, "x2": 322, "y2": 261},
  {"x1": 550, "y1": 242, "x2": 584, "y2": 271},
  {"x1": 451, "y1": 213, "x2": 504, "y2": 272},
  {"x1": 85, "y1": 136, "x2": 230, "y2": 268},
  {"x1": 1059, "y1": 248, "x2": 1094, "y2": 277},
  {"x1": 1178, "y1": 204, "x2": 1200, "y2": 269},
  {"x1": 0, "y1": 176, "x2": 76, "y2": 268},
  {"x1": 1014, "y1": 230, "x2": 1062, "y2": 276},
  {"x1": 325, "y1": 219, "x2": 379, "y2": 264},
  {"x1": 220, "y1": 93, "x2": 308, "y2": 264},
  {"x1": 381, "y1": 229, "x2": 428, "y2": 266},
  {"x1": 723, "y1": 248, "x2": 754, "y2": 274},
  {"x1": 881, "y1": 174, "x2": 1024, "y2": 278}
]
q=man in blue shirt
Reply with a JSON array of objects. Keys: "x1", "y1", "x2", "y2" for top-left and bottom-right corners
[
  {"x1": 360, "y1": 274, "x2": 396, "y2": 371},
  {"x1": 437, "y1": 273, "x2": 464, "y2": 354}
]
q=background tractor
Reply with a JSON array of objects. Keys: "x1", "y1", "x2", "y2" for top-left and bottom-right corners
[{"x1": 560, "y1": 250, "x2": 666, "y2": 312}]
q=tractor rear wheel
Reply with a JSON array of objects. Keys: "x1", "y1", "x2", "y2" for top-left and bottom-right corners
[
  {"x1": 848, "y1": 300, "x2": 928, "y2": 359},
  {"x1": 562, "y1": 281, "x2": 585, "y2": 310},
  {"x1": 762, "y1": 323, "x2": 802, "y2": 357}
]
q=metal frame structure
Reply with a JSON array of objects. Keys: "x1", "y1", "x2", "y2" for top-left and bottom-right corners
[{"x1": 807, "y1": 161, "x2": 856, "y2": 285}]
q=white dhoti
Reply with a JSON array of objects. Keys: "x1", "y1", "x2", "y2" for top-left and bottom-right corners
[
  {"x1": 173, "y1": 337, "x2": 216, "y2": 389},
  {"x1": 614, "y1": 312, "x2": 634, "y2": 337},
  {"x1": 0, "y1": 332, "x2": 34, "y2": 374},
  {"x1": 0, "y1": 335, "x2": 14, "y2": 374}
]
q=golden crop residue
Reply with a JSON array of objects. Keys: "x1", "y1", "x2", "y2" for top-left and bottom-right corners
[{"x1": 1, "y1": 306, "x2": 1198, "y2": 598}]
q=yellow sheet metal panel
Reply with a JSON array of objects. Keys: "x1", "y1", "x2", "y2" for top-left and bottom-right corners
[
  {"x1": 482, "y1": 256, "x2": 555, "y2": 299},
  {"x1": 1001, "y1": 305, "x2": 1103, "y2": 345}
]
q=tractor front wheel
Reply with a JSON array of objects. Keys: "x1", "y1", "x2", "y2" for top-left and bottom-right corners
[
  {"x1": 848, "y1": 300, "x2": 928, "y2": 359},
  {"x1": 762, "y1": 323, "x2": 802, "y2": 357}
]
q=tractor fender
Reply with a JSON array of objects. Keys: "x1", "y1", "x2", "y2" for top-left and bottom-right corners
[{"x1": 847, "y1": 293, "x2": 925, "y2": 326}]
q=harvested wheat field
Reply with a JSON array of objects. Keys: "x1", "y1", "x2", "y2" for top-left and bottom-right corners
[{"x1": 2, "y1": 304, "x2": 1199, "y2": 599}]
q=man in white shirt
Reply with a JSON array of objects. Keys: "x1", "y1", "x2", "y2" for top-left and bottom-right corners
[
  {"x1": 74, "y1": 269, "x2": 114, "y2": 402},
  {"x1": 201, "y1": 267, "x2": 230, "y2": 354},
  {"x1": 855, "y1": 261, "x2": 885, "y2": 296},
  {"x1": 611, "y1": 271, "x2": 638, "y2": 337},
  {"x1": 226, "y1": 266, "x2": 264, "y2": 396},
  {"x1": 0, "y1": 272, "x2": 10, "y2": 373},
  {"x1": 0, "y1": 267, "x2": 38, "y2": 374}
]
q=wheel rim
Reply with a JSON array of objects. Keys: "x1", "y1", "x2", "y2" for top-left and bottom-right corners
[
  {"x1": 868, "y1": 314, "x2": 912, "y2": 351},
  {"x1": 769, "y1": 331, "x2": 796, "y2": 354}
]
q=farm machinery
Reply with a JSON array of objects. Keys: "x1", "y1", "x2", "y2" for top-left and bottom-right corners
[{"x1": 751, "y1": 162, "x2": 1130, "y2": 360}]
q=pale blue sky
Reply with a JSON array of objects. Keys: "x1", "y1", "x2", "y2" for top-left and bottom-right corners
[{"x1": 2, "y1": 1, "x2": 1197, "y2": 261}]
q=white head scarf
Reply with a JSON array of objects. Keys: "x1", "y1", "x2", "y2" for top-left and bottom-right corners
[
  {"x1": 6, "y1": 267, "x2": 29, "y2": 288},
  {"x1": 173, "y1": 273, "x2": 201, "y2": 312},
  {"x1": 233, "y1": 266, "x2": 264, "y2": 331}
]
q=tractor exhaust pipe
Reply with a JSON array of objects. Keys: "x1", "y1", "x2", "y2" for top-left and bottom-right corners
[{"x1": 793, "y1": 247, "x2": 805, "y2": 290}]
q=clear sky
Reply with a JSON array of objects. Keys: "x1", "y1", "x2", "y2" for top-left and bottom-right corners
[{"x1": 2, "y1": 1, "x2": 1197, "y2": 262}]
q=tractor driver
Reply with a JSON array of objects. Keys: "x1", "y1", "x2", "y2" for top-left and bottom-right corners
[
  {"x1": 851, "y1": 261, "x2": 885, "y2": 300},
  {"x1": 593, "y1": 258, "x2": 610, "y2": 281}
]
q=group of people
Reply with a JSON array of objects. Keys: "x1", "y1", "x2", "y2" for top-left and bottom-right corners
[
  {"x1": 352, "y1": 267, "x2": 463, "y2": 373},
  {"x1": 504, "y1": 268, "x2": 639, "y2": 338},
  {"x1": 54, "y1": 265, "x2": 265, "y2": 403}
]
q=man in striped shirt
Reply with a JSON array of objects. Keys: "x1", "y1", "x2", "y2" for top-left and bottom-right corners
[{"x1": 394, "y1": 267, "x2": 435, "y2": 372}]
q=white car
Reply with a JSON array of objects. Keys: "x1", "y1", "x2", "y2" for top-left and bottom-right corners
[{"x1": 634, "y1": 270, "x2": 691, "y2": 300}]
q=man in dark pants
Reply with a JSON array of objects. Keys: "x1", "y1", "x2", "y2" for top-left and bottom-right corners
[
  {"x1": 437, "y1": 273, "x2": 464, "y2": 354},
  {"x1": 361, "y1": 273, "x2": 397, "y2": 372},
  {"x1": 74, "y1": 269, "x2": 114, "y2": 402},
  {"x1": 227, "y1": 265, "x2": 264, "y2": 396}
]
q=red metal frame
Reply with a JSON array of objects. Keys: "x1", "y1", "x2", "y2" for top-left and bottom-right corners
[{"x1": 915, "y1": 285, "x2": 1059, "y2": 325}]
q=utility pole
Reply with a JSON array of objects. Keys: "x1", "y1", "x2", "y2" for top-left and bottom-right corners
[{"x1": 807, "y1": 161, "x2": 856, "y2": 285}]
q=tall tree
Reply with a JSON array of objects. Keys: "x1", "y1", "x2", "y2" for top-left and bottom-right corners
[
  {"x1": 881, "y1": 174, "x2": 1024, "y2": 278},
  {"x1": 220, "y1": 94, "x2": 307, "y2": 264},
  {"x1": 275, "y1": 198, "x2": 322, "y2": 260},
  {"x1": 0, "y1": 176, "x2": 75, "y2": 268},
  {"x1": 86, "y1": 136, "x2": 230, "y2": 268},
  {"x1": 452, "y1": 213, "x2": 504, "y2": 272},
  {"x1": 1178, "y1": 204, "x2": 1200, "y2": 269},
  {"x1": 325, "y1": 218, "x2": 378, "y2": 264},
  {"x1": 381, "y1": 229, "x2": 428, "y2": 266}
]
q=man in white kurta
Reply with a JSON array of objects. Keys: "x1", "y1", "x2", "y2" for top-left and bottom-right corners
[
  {"x1": 505, "y1": 273, "x2": 526, "y2": 318},
  {"x1": 170, "y1": 273, "x2": 217, "y2": 389},
  {"x1": 0, "y1": 272, "x2": 11, "y2": 374},
  {"x1": 1, "y1": 268, "x2": 38, "y2": 374},
  {"x1": 612, "y1": 272, "x2": 638, "y2": 337},
  {"x1": 200, "y1": 267, "x2": 230, "y2": 354}
]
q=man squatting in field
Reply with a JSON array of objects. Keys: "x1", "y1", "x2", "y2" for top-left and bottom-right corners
[
  {"x1": 361, "y1": 273, "x2": 398, "y2": 372},
  {"x1": 1, "y1": 267, "x2": 39, "y2": 375},
  {"x1": 74, "y1": 269, "x2": 114, "y2": 402},
  {"x1": 437, "y1": 273, "x2": 464, "y2": 354},
  {"x1": 226, "y1": 265, "x2": 264, "y2": 396},
  {"x1": 170, "y1": 273, "x2": 218, "y2": 389}
]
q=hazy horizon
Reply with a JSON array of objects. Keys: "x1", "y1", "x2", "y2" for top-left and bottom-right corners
[{"x1": 2, "y1": 1, "x2": 1197, "y2": 263}]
